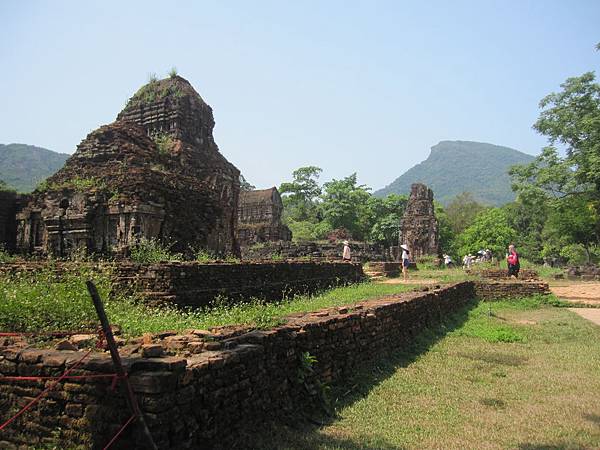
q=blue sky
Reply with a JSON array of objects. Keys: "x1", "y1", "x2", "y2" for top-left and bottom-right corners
[{"x1": 1, "y1": 0, "x2": 598, "y2": 191}]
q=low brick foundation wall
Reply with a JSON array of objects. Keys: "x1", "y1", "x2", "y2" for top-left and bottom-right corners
[
  {"x1": 0, "y1": 282, "x2": 474, "y2": 449},
  {"x1": 114, "y1": 261, "x2": 365, "y2": 307},
  {"x1": 471, "y1": 268, "x2": 540, "y2": 280},
  {"x1": 473, "y1": 280, "x2": 550, "y2": 300},
  {"x1": 0, "y1": 261, "x2": 365, "y2": 307},
  {"x1": 240, "y1": 240, "x2": 391, "y2": 262},
  {"x1": 367, "y1": 261, "x2": 401, "y2": 277}
]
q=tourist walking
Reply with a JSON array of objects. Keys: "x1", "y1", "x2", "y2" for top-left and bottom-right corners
[
  {"x1": 401, "y1": 244, "x2": 410, "y2": 281},
  {"x1": 507, "y1": 244, "x2": 520, "y2": 278},
  {"x1": 443, "y1": 254, "x2": 453, "y2": 268},
  {"x1": 342, "y1": 240, "x2": 351, "y2": 262}
]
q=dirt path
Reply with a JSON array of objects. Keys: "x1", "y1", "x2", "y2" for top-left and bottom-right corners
[
  {"x1": 550, "y1": 282, "x2": 600, "y2": 306},
  {"x1": 569, "y1": 308, "x2": 600, "y2": 326}
]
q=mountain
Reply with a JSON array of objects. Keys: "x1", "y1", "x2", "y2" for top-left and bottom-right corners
[
  {"x1": 0, "y1": 144, "x2": 69, "y2": 192},
  {"x1": 374, "y1": 140, "x2": 536, "y2": 206}
]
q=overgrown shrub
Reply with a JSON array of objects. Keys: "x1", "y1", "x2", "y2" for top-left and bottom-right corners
[
  {"x1": 153, "y1": 133, "x2": 174, "y2": 156},
  {"x1": 129, "y1": 237, "x2": 182, "y2": 263}
]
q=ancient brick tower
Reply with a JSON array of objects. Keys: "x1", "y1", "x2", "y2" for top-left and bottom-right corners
[
  {"x1": 16, "y1": 76, "x2": 240, "y2": 257},
  {"x1": 237, "y1": 187, "x2": 292, "y2": 246},
  {"x1": 399, "y1": 183, "x2": 439, "y2": 259}
]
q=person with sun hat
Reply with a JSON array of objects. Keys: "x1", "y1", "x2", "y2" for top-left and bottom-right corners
[{"x1": 401, "y1": 244, "x2": 410, "y2": 281}]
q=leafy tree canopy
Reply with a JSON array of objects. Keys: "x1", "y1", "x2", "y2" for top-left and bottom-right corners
[
  {"x1": 320, "y1": 173, "x2": 372, "y2": 240},
  {"x1": 456, "y1": 208, "x2": 516, "y2": 258},
  {"x1": 510, "y1": 70, "x2": 600, "y2": 263},
  {"x1": 279, "y1": 166, "x2": 322, "y2": 222},
  {"x1": 445, "y1": 192, "x2": 487, "y2": 234}
]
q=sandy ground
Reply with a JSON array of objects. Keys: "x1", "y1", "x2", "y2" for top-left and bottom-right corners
[
  {"x1": 568, "y1": 308, "x2": 600, "y2": 326},
  {"x1": 550, "y1": 282, "x2": 600, "y2": 306}
]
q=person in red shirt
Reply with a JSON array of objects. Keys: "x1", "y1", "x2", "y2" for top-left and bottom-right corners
[{"x1": 506, "y1": 244, "x2": 520, "y2": 278}]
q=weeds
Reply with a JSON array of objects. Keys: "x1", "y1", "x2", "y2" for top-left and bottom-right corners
[
  {"x1": 129, "y1": 237, "x2": 182, "y2": 263},
  {"x1": 194, "y1": 249, "x2": 216, "y2": 263},
  {"x1": 153, "y1": 132, "x2": 174, "y2": 156},
  {"x1": 0, "y1": 244, "x2": 15, "y2": 263}
]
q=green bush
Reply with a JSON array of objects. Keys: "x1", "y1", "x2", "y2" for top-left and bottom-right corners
[
  {"x1": 195, "y1": 249, "x2": 216, "y2": 263},
  {"x1": 129, "y1": 237, "x2": 182, "y2": 263},
  {"x1": 153, "y1": 133, "x2": 174, "y2": 156},
  {"x1": 0, "y1": 245, "x2": 15, "y2": 263}
]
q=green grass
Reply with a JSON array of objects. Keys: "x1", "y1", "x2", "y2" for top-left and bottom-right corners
[
  {"x1": 0, "y1": 268, "x2": 418, "y2": 336},
  {"x1": 409, "y1": 266, "x2": 475, "y2": 283},
  {"x1": 518, "y1": 258, "x2": 565, "y2": 280},
  {"x1": 129, "y1": 237, "x2": 183, "y2": 263},
  {"x1": 246, "y1": 298, "x2": 600, "y2": 449}
]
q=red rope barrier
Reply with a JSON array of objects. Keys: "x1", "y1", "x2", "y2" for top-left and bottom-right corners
[
  {"x1": 0, "y1": 348, "x2": 92, "y2": 432},
  {"x1": 103, "y1": 414, "x2": 136, "y2": 450},
  {"x1": 1, "y1": 373, "x2": 122, "y2": 382}
]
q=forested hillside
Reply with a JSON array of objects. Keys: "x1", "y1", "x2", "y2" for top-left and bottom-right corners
[
  {"x1": 374, "y1": 141, "x2": 535, "y2": 205},
  {"x1": 0, "y1": 143, "x2": 68, "y2": 192}
]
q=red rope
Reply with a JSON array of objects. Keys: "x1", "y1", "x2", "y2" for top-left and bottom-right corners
[
  {"x1": 103, "y1": 414, "x2": 136, "y2": 450},
  {"x1": 0, "y1": 348, "x2": 92, "y2": 431},
  {"x1": 1, "y1": 373, "x2": 121, "y2": 382}
]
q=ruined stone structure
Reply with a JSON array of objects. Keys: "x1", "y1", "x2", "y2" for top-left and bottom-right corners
[
  {"x1": 0, "y1": 283, "x2": 474, "y2": 448},
  {"x1": 16, "y1": 76, "x2": 240, "y2": 257},
  {"x1": 237, "y1": 187, "x2": 291, "y2": 246},
  {"x1": 400, "y1": 183, "x2": 439, "y2": 259},
  {"x1": 0, "y1": 192, "x2": 29, "y2": 252},
  {"x1": 0, "y1": 191, "x2": 17, "y2": 251}
]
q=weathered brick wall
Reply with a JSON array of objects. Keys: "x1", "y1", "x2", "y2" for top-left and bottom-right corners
[
  {"x1": 0, "y1": 282, "x2": 474, "y2": 449},
  {"x1": 473, "y1": 280, "x2": 550, "y2": 300},
  {"x1": 0, "y1": 191, "x2": 17, "y2": 251},
  {"x1": 113, "y1": 261, "x2": 365, "y2": 307},
  {"x1": 474, "y1": 268, "x2": 540, "y2": 280},
  {"x1": 241, "y1": 240, "x2": 391, "y2": 262},
  {"x1": 366, "y1": 261, "x2": 401, "y2": 277},
  {"x1": 0, "y1": 261, "x2": 365, "y2": 308}
]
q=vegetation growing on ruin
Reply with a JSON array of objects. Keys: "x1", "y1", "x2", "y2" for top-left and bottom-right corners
[
  {"x1": 153, "y1": 132, "x2": 175, "y2": 156},
  {"x1": 0, "y1": 245, "x2": 15, "y2": 263},
  {"x1": 0, "y1": 267, "x2": 418, "y2": 336},
  {"x1": 36, "y1": 176, "x2": 107, "y2": 193},
  {"x1": 127, "y1": 74, "x2": 185, "y2": 107},
  {"x1": 129, "y1": 237, "x2": 183, "y2": 263},
  {"x1": 248, "y1": 299, "x2": 600, "y2": 449}
]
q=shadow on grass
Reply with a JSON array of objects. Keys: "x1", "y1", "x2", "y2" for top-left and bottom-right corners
[
  {"x1": 518, "y1": 444, "x2": 589, "y2": 450},
  {"x1": 238, "y1": 298, "x2": 478, "y2": 450}
]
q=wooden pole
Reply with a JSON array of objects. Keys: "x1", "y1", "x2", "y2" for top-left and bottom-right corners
[{"x1": 86, "y1": 280, "x2": 158, "y2": 450}]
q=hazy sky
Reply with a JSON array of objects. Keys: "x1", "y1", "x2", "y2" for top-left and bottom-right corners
[{"x1": 1, "y1": 1, "x2": 598, "y2": 191}]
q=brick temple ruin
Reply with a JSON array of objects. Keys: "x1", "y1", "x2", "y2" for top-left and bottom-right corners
[
  {"x1": 237, "y1": 187, "x2": 292, "y2": 246},
  {"x1": 400, "y1": 183, "x2": 439, "y2": 259},
  {"x1": 15, "y1": 76, "x2": 240, "y2": 257}
]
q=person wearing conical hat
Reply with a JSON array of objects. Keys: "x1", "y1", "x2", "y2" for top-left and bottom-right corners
[
  {"x1": 342, "y1": 240, "x2": 351, "y2": 262},
  {"x1": 401, "y1": 244, "x2": 410, "y2": 281}
]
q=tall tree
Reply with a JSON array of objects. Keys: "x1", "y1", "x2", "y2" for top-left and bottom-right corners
[
  {"x1": 445, "y1": 192, "x2": 487, "y2": 235},
  {"x1": 279, "y1": 166, "x2": 322, "y2": 222},
  {"x1": 369, "y1": 194, "x2": 408, "y2": 246},
  {"x1": 510, "y1": 71, "x2": 600, "y2": 262},
  {"x1": 456, "y1": 208, "x2": 516, "y2": 257},
  {"x1": 320, "y1": 173, "x2": 372, "y2": 240}
]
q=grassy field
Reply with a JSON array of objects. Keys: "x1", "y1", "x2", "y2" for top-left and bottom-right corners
[
  {"x1": 247, "y1": 297, "x2": 600, "y2": 450},
  {"x1": 0, "y1": 267, "x2": 418, "y2": 336}
]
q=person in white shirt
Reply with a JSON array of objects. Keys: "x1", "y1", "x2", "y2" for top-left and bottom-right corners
[
  {"x1": 342, "y1": 240, "x2": 351, "y2": 262},
  {"x1": 401, "y1": 244, "x2": 410, "y2": 281}
]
